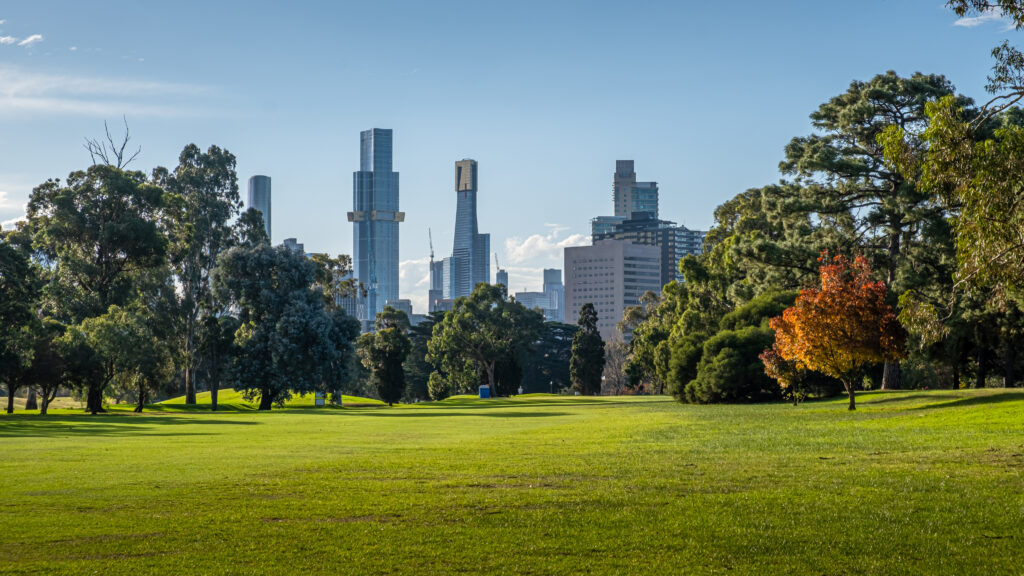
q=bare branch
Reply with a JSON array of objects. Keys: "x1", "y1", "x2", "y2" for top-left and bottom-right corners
[{"x1": 83, "y1": 117, "x2": 142, "y2": 169}]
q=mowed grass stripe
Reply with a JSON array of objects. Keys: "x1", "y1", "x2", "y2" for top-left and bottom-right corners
[{"x1": 0, "y1": 390, "x2": 1022, "y2": 575}]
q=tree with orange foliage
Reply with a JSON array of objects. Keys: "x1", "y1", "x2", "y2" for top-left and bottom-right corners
[{"x1": 765, "y1": 253, "x2": 907, "y2": 410}]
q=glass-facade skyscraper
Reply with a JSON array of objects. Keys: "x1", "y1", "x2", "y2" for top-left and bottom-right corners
[
  {"x1": 348, "y1": 128, "x2": 404, "y2": 327},
  {"x1": 450, "y1": 159, "x2": 490, "y2": 299},
  {"x1": 247, "y1": 175, "x2": 271, "y2": 241}
]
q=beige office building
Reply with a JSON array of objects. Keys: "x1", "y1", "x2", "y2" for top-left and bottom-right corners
[{"x1": 564, "y1": 239, "x2": 662, "y2": 341}]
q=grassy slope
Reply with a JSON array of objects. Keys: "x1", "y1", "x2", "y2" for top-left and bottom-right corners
[{"x1": 0, "y1": 390, "x2": 1021, "y2": 575}]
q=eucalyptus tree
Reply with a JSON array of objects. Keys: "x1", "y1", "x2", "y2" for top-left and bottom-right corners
[
  {"x1": 27, "y1": 164, "x2": 172, "y2": 412},
  {"x1": 154, "y1": 144, "x2": 241, "y2": 405}
]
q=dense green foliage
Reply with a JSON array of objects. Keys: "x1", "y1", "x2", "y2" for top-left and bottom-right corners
[
  {"x1": 214, "y1": 244, "x2": 352, "y2": 410},
  {"x1": 626, "y1": 68, "x2": 1024, "y2": 402},
  {"x1": 570, "y1": 303, "x2": 605, "y2": 395},
  {"x1": 427, "y1": 284, "x2": 543, "y2": 397},
  {"x1": 357, "y1": 307, "x2": 413, "y2": 406}
]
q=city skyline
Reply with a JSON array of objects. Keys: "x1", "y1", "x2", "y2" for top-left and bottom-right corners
[{"x1": 0, "y1": 1, "x2": 1015, "y2": 315}]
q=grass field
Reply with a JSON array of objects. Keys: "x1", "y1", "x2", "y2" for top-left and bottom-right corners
[{"x1": 0, "y1": 389, "x2": 1022, "y2": 575}]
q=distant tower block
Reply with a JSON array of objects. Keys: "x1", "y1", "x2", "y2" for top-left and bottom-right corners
[{"x1": 248, "y1": 175, "x2": 272, "y2": 240}]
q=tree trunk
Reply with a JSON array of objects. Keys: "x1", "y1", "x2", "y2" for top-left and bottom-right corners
[
  {"x1": 847, "y1": 384, "x2": 856, "y2": 411},
  {"x1": 258, "y1": 389, "x2": 273, "y2": 411},
  {"x1": 210, "y1": 383, "x2": 219, "y2": 412},
  {"x1": 135, "y1": 385, "x2": 145, "y2": 413},
  {"x1": 24, "y1": 389, "x2": 38, "y2": 410},
  {"x1": 86, "y1": 385, "x2": 105, "y2": 414},
  {"x1": 1005, "y1": 342, "x2": 1017, "y2": 388},
  {"x1": 976, "y1": 345, "x2": 987, "y2": 389},
  {"x1": 5, "y1": 387, "x2": 15, "y2": 414},
  {"x1": 951, "y1": 360, "x2": 961, "y2": 390},
  {"x1": 484, "y1": 361, "x2": 496, "y2": 394},
  {"x1": 881, "y1": 360, "x2": 902, "y2": 390},
  {"x1": 184, "y1": 366, "x2": 197, "y2": 405},
  {"x1": 40, "y1": 394, "x2": 50, "y2": 416}
]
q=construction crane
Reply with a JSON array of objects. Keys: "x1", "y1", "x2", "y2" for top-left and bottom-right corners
[
  {"x1": 428, "y1": 228, "x2": 434, "y2": 263},
  {"x1": 494, "y1": 252, "x2": 500, "y2": 271}
]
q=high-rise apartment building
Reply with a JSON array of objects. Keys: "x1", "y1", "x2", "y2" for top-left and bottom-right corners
[
  {"x1": 348, "y1": 128, "x2": 404, "y2": 327},
  {"x1": 613, "y1": 160, "x2": 658, "y2": 219},
  {"x1": 247, "y1": 175, "x2": 271, "y2": 241},
  {"x1": 564, "y1": 240, "x2": 661, "y2": 341},
  {"x1": 593, "y1": 212, "x2": 706, "y2": 287},
  {"x1": 496, "y1": 268, "x2": 509, "y2": 290}
]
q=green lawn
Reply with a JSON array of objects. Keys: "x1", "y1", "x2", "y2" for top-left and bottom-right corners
[{"x1": 0, "y1": 390, "x2": 1022, "y2": 575}]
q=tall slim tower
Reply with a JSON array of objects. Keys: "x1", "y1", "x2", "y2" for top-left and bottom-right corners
[
  {"x1": 451, "y1": 159, "x2": 490, "y2": 298},
  {"x1": 247, "y1": 175, "x2": 271, "y2": 240},
  {"x1": 349, "y1": 129, "x2": 404, "y2": 327}
]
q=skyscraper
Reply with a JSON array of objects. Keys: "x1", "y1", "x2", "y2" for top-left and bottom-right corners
[
  {"x1": 613, "y1": 160, "x2": 658, "y2": 219},
  {"x1": 348, "y1": 128, "x2": 404, "y2": 327},
  {"x1": 543, "y1": 268, "x2": 565, "y2": 323},
  {"x1": 450, "y1": 159, "x2": 490, "y2": 299},
  {"x1": 247, "y1": 175, "x2": 271, "y2": 240}
]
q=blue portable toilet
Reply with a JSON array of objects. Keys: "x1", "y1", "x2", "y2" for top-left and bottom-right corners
[{"x1": 478, "y1": 385, "x2": 491, "y2": 399}]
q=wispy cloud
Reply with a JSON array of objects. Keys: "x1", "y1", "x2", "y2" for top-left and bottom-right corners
[
  {"x1": 17, "y1": 34, "x2": 42, "y2": 47},
  {"x1": 954, "y1": 9, "x2": 1008, "y2": 28},
  {"x1": 504, "y1": 227, "x2": 587, "y2": 265},
  {"x1": 0, "y1": 65, "x2": 214, "y2": 118},
  {"x1": 0, "y1": 36, "x2": 14, "y2": 45}
]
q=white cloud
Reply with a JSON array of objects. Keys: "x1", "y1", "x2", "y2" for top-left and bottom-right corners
[
  {"x1": 1, "y1": 214, "x2": 26, "y2": 230},
  {"x1": 0, "y1": 36, "x2": 14, "y2": 45},
  {"x1": 954, "y1": 9, "x2": 1006, "y2": 27},
  {"x1": 69, "y1": 46, "x2": 77, "y2": 51},
  {"x1": 0, "y1": 65, "x2": 212, "y2": 118},
  {"x1": 0, "y1": 190, "x2": 28, "y2": 230},
  {"x1": 502, "y1": 266, "x2": 546, "y2": 294},
  {"x1": 17, "y1": 34, "x2": 42, "y2": 47},
  {"x1": 504, "y1": 228, "x2": 587, "y2": 265},
  {"x1": 399, "y1": 257, "x2": 431, "y2": 315}
]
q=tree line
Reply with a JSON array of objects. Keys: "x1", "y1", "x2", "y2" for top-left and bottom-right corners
[
  {"x1": 0, "y1": 132, "x2": 611, "y2": 412},
  {"x1": 619, "y1": 1, "x2": 1024, "y2": 406}
]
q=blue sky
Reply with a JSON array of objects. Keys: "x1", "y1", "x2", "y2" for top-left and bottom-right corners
[{"x1": 0, "y1": 1, "x2": 1016, "y2": 313}]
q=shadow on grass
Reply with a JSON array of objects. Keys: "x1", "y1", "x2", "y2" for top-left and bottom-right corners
[
  {"x1": 340, "y1": 409, "x2": 572, "y2": 419},
  {"x1": 855, "y1": 392, "x2": 940, "y2": 406},
  {"x1": 911, "y1": 390, "x2": 1024, "y2": 411},
  {"x1": 0, "y1": 414, "x2": 260, "y2": 438}
]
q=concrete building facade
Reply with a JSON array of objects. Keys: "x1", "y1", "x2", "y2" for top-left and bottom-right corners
[{"x1": 564, "y1": 240, "x2": 662, "y2": 341}]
